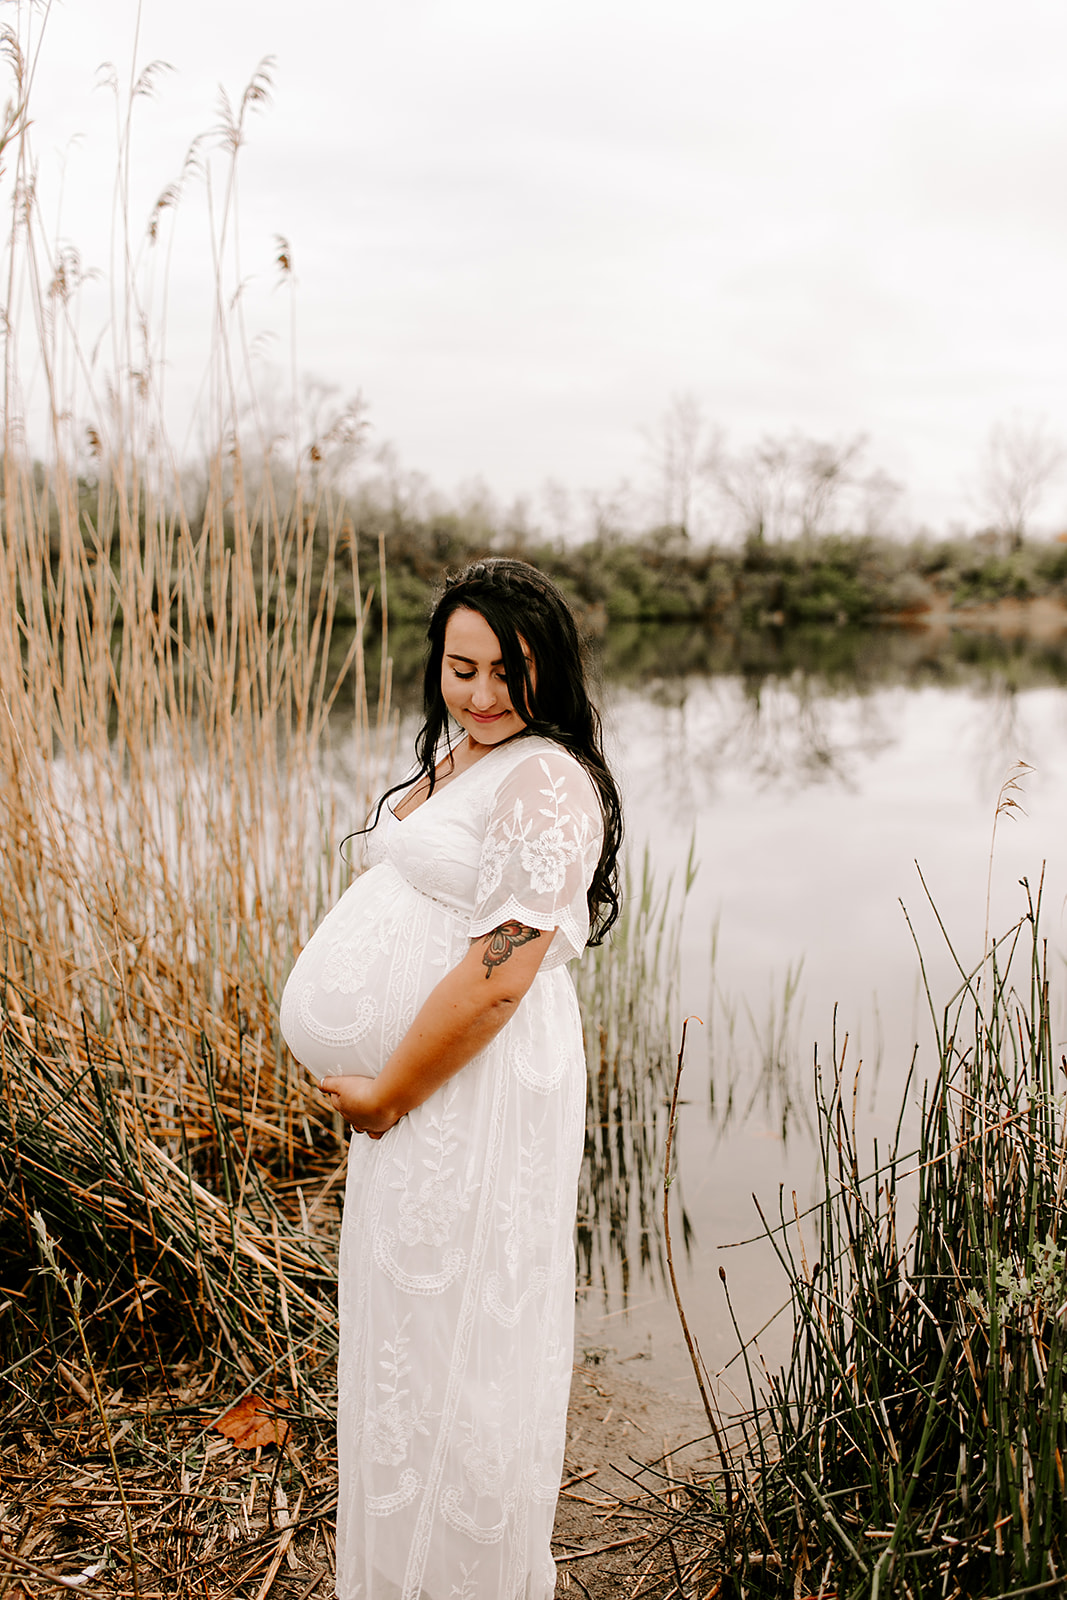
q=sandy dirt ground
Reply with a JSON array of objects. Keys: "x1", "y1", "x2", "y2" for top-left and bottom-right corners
[
  {"x1": 910, "y1": 594, "x2": 1067, "y2": 638},
  {"x1": 0, "y1": 1356, "x2": 720, "y2": 1600},
  {"x1": 553, "y1": 1357, "x2": 718, "y2": 1598}
]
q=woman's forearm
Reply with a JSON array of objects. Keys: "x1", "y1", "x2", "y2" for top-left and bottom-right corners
[
  {"x1": 319, "y1": 922, "x2": 552, "y2": 1134},
  {"x1": 373, "y1": 963, "x2": 521, "y2": 1120}
]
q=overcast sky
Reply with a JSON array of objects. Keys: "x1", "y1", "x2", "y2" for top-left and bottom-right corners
[{"x1": 12, "y1": 0, "x2": 1067, "y2": 534}]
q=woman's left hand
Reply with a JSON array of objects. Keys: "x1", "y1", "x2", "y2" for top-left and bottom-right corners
[{"x1": 318, "y1": 1075, "x2": 396, "y2": 1138}]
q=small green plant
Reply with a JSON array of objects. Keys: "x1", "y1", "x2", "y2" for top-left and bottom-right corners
[{"x1": 966, "y1": 1233, "x2": 1067, "y2": 1328}]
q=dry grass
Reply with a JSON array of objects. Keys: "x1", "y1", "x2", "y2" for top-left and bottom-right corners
[
  {"x1": 0, "y1": 1376, "x2": 338, "y2": 1600},
  {"x1": 0, "y1": 15, "x2": 393, "y2": 1590},
  {"x1": 0, "y1": 9, "x2": 393, "y2": 1428}
]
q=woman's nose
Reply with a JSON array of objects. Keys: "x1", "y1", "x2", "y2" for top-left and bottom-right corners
[{"x1": 471, "y1": 675, "x2": 496, "y2": 708}]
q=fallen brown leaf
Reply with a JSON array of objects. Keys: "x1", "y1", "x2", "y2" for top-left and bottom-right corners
[{"x1": 213, "y1": 1394, "x2": 291, "y2": 1451}]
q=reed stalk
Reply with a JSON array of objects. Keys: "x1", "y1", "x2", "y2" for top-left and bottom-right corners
[
  {"x1": 32, "y1": 1214, "x2": 142, "y2": 1596},
  {"x1": 669, "y1": 874, "x2": 1066, "y2": 1598},
  {"x1": 663, "y1": 1017, "x2": 734, "y2": 1512},
  {"x1": 574, "y1": 839, "x2": 697, "y2": 1301},
  {"x1": 0, "y1": 10, "x2": 393, "y2": 1390}
]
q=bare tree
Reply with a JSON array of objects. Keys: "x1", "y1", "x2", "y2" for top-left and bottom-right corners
[
  {"x1": 584, "y1": 480, "x2": 636, "y2": 548},
  {"x1": 855, "y1": 467, "x2": 903, "y2": 537},
  {"x1": 979, "y1": 417, "x2": 1064, "y2": 552},
  {"x1": 643, "y1": 391, "x2": 720, "y2": 538},
  {"x1": 707, "y1": 431, "x2": 871, "y2": 544},
  {"x1": 369, "y1": 441, "x2": 434, "y2": 534},
  {"x1": 539, "y1": 478, "x2": 575, "y2": 546},
  {"x1": 708, "y1": 434, "x2": 793, "y2": 543},
  {"x1": 796, "y1": 434, "x2": 867, "y2": 537}
]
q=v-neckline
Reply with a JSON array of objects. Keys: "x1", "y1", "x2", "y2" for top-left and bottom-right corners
[{"x1": 390, "y1": 735, "x2": 530, "y2": 823}]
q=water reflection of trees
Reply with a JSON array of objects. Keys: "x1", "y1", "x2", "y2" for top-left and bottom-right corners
[
  {"x1": 594, "y1": 621, "x2": 1067, "y2": 696},
  {"x1": 962, "y1": 678, "x2": 1066, "y2": 800},
  {"x1": 611, "y1": 674, "x2": 896, "y2": 815},
  {"x1": 357, "y1": 619, "x2": 1067, "y2": 747},
  {"x1": 715, "y1": 674, "x2": 894, "y2": 792},
  {"x1": 590, "y1": 624, "x2": 1067, "y2": 809}
]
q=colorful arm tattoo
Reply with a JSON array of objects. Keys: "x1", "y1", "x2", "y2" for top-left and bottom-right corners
[{"x1": 481, "y1": 921, "x2": 541, "y2": 979}]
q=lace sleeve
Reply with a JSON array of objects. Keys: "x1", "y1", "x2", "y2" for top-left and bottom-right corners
[{"x1": 470, "y1": 746, "x2": 603, "y2": 968}]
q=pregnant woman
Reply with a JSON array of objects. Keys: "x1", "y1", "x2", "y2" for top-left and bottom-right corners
[{"x1": 280, "y1": 558, "x2": 623, "y2": 1600}]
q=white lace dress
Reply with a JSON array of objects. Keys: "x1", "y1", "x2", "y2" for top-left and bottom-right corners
[{"x1": 279, "y1": 735, "x2": 602, "y2": 1600}]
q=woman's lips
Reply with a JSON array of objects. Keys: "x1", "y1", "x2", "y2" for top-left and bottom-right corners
[{"x1": 470, "y1": 710, "x2": 505, "y2": 722}]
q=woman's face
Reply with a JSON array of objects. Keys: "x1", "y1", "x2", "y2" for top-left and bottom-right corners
[{"x1": 441, "y1": 607, "x2": 532, "y2": 748}]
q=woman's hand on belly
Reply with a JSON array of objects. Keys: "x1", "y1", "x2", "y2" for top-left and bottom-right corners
[{"x1": 318, "y1": 1074, "x2": 393, "y2": 1138}]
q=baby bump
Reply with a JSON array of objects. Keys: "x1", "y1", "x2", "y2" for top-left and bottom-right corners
[{"x1": 279, "y1": 864, "x2": 465, "y2": 1079}]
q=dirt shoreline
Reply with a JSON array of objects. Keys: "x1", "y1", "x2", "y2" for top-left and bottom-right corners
[
  {"x1": 901, "y1": 593, "x2": 1067, "y2": 638},
  {"x1": 0, "y1": 1357, "x2": 718, "y2": 1600},
  {"x1": 553, "y1": 1356, "x2": 717, "y2": 1596}
]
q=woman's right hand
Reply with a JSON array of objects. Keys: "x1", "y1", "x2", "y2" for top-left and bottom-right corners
[{"x1": 318, "y1": 1075, "x2": 395, "y2": 1139}]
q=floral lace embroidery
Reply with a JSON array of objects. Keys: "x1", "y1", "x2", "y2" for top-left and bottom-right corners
[
  {"x1": 320, "y1": 922, "x2": 392, "y2": 994},
  {"x1": 364, "y1": 1318, "x2": 430, "y2": 1468},
  {"x1": 496, "y1": 1119, "x2": 558, "y2": 1275},
  {"x1": 393, "y1": 1096, "x2": 470, "y2": 1247},
  {"x1": 397, "y1": 1174, "x2": 461, "y2": 1247},
  {"x1": 521, "y1": 825, "x2": 578, "y2": 895},
  {"x1": 297, "y1": 985, "x2": 377, "y2": 1048},
  {"x1": 447, "y1": 1563, "x2": 480, "y2": 1600},
  {"x1": 474, "y1": 831, "x2": 511, "y2": 903},
  {"x1": 475, "y1": 757, "x2": 594, "y2": 910},
  {"x1": 365, "y1": 1403, "x2": 419, "y2": 1467},
  {"x1": 440, "y1": 1486, "x2": 513, "y2": 1545},
  {"x1": 530, "y1": 1461, "x2": 566, "y2": 1503},
  {"x1": 511, "y1": 1035, "x2": 566, "y2": 1093},
  {"x1": 409, "y1": 854, "x2": 467, "y2": 899},
  {"x1": 482, "y1": 1267, "x2": 549, "y2": 1328},
  {"x1": 454, "y1": 1386, "x2": 517, "y2": 1500},
  {"x1": 463, "y1": 1437, "x2": 510, "y2": 1498}
]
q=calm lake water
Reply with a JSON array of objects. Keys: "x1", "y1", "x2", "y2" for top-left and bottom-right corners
[{"x1": 570, "y1": 625, "x2": 1067, "y2": 1402}]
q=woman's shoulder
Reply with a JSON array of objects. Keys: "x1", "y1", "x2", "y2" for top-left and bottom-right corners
[
  {"x1": 487, "y1": 735, "x2": 598, "y2": 806},
  {"x1": 491, "y1": 733, "x2": 583, "y2": 774}
]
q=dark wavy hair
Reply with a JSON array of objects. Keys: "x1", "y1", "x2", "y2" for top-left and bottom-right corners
[{"x1": 372, "y1": 558, "x2": 622, "y2": 944}]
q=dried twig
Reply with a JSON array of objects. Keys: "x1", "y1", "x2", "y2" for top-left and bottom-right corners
[{"x1": 663, "y1": 1019, "x2": 733, "y2": 1513}]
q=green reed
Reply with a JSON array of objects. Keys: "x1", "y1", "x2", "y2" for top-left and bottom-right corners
[
  {"x1": 707, "y1": 921, "x2": 811, "y2": 1145},
  {"x1": 574, "y1": 840, "x2": 697, "y2": 1304},
  {"x1": 672, "y1": 873, "x2": 1066, "y2": 1599}
]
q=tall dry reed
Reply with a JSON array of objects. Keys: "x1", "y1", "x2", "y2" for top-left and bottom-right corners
[{"x1": 0, "y1": 13, "x2": 391, "y2": 1387}]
